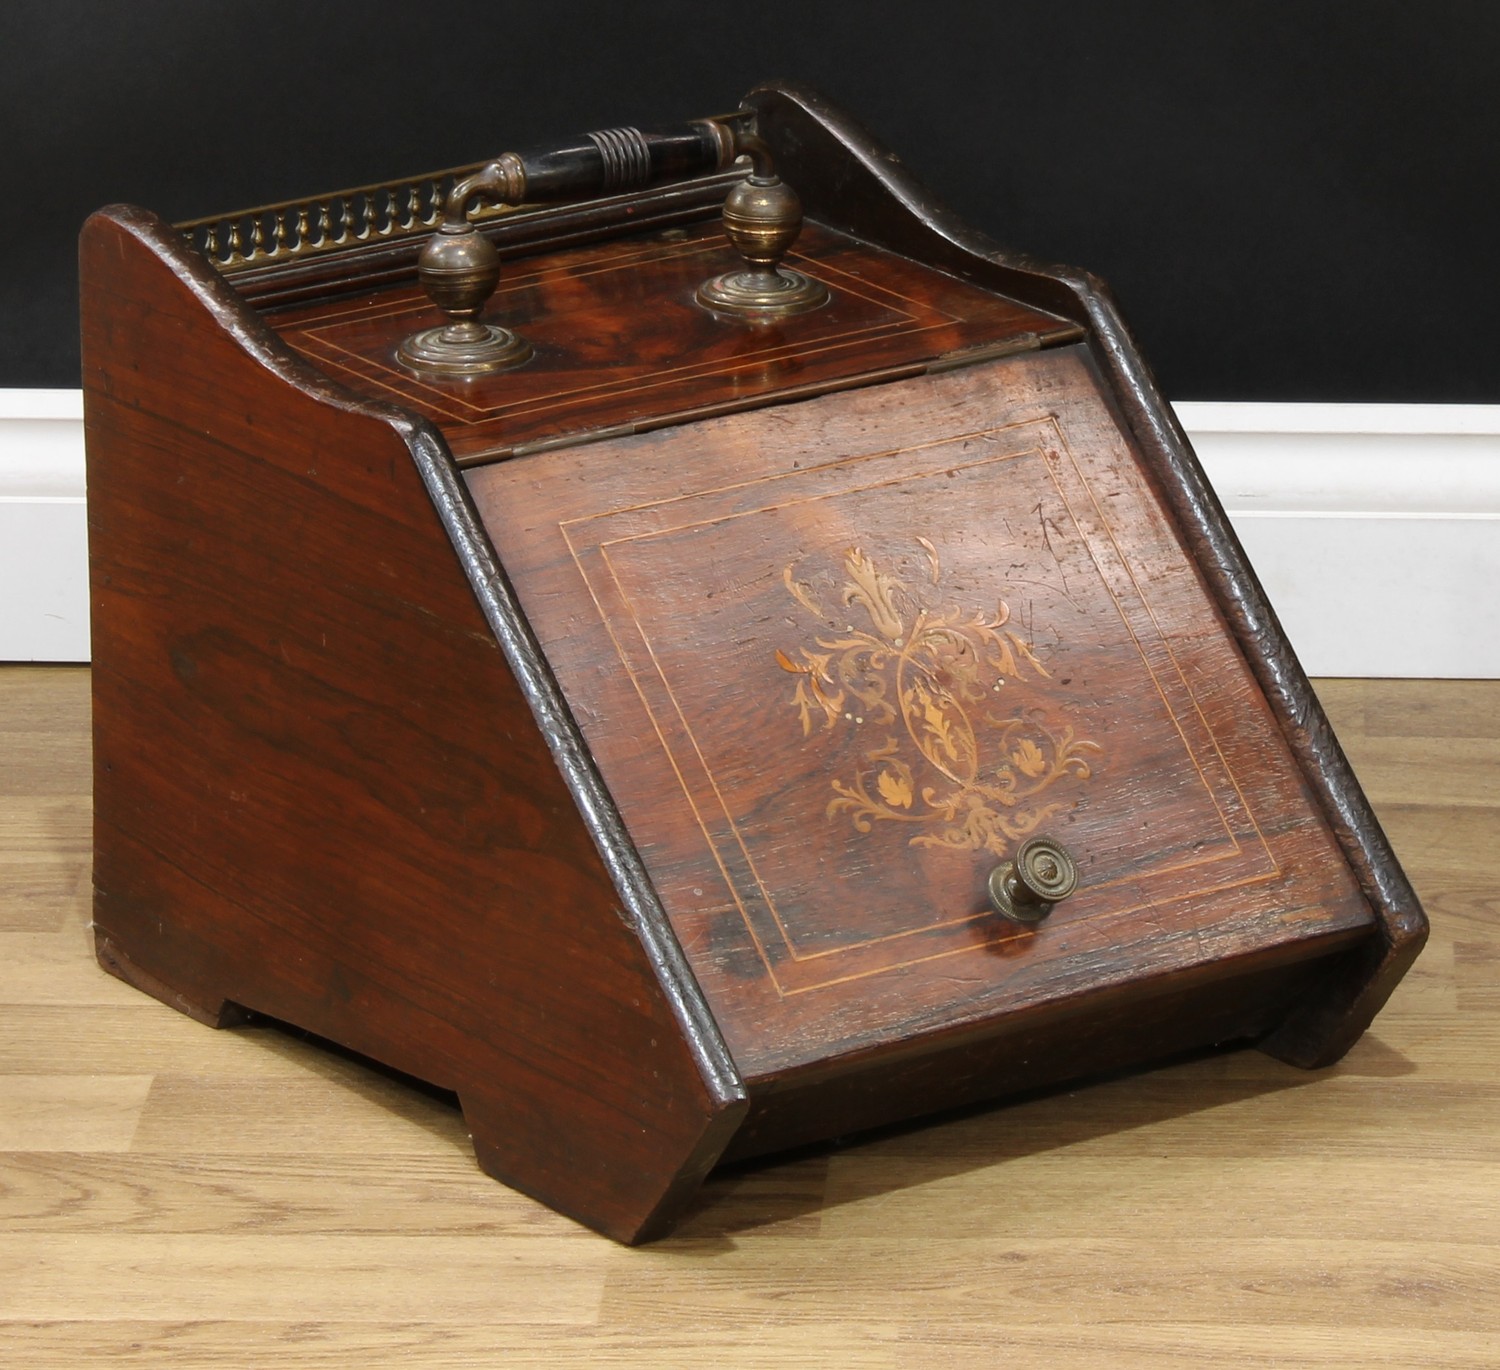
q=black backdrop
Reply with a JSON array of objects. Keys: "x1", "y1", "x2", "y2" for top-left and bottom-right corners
[{"x1": 4, "y1": 0, "x2": 1497, "y2": 399}]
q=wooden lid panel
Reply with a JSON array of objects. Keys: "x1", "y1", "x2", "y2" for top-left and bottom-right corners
[{"x1": 267, "y1": 221, "x2": 1076, "y2": 464}]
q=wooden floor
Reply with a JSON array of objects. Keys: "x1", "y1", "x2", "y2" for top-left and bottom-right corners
[{"x1": 2, "y1": 667, "x2": 1497, "y2": 1367}]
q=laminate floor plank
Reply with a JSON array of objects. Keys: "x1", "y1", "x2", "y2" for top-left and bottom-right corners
[
  {"x1": 0, "y1": 1321, "x2": 908, "y2": 1369},
  {"x1": 0, "y1": 926, "x2": 144, "y2": 1005},
  {"x1": 0, "y1": 1075, "x2": 154, "y2": 1151},
  {"x1": 0, "y1": 1152, "x2": 568, "y2": 1236},
  {"x1": 908, "y1": 1326, "x2": 1500, "y2": 1370},
  {"x1": 0, "y1": 1233, "x2": 607, "y2": 1323},
  {"x1": 595, "y1": 1237, "x2": 1500, "y2": 1332},
  {"x1": 0, "y1": 1005, "x2": 359, "y2": 1077},
  {"x1": 1, "y1": 666, "x2": 1496, "y2": 1368},
  {"x1": 1322, "y1": 735, "x2": 1500, "y2": 807}
]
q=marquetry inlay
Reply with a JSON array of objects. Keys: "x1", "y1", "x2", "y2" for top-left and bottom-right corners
[{"x1": 777, "y1": 543, "x2": 1101, "y2": 857}]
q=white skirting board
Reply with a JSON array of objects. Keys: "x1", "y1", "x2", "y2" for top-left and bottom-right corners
[
  {"x1": 3, "y1": 390, "x2": 1498, "y2": 676},
  {"x1": 1177, "y1": 402, "x2": 1500, "y2": 679},
  {"x1": 1, "y1": 390, "x2": 90, "y2": 665}
]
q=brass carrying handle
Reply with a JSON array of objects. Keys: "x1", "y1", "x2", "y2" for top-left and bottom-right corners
[
  {"x1": 399, "y1": 120, "x2": 738, "y2": 377},
  {"x1": 442, "y1": 119, "x2": 738, "y2": 224},
  {"x1": 987, "y1": 837, "x2": 1080, "y2": 925}
]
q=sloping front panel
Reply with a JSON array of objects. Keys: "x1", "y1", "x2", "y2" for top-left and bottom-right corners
[{"x1": 469, "y1": 345, "x2": 1375, "y2": 1077}]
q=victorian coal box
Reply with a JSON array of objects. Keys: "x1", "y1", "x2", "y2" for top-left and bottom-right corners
[{"x1": 80, "y1": 84, "x2": 1426, "y2": 1242}]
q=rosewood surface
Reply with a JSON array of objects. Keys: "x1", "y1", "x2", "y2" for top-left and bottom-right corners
[
  {"x1": 81, "y1": 205, "x2": 743, "y2": 1243},
  {"x1": 747, "y1": 84, "x2": 1427, "y2": 1067},
  {"x1": 77, "y1": 81, "x2": 1427, "y2": 1242},
  {"x1": 267, "y1": 220, "x2": 1078, "y2": 464},
  {"x1": 469, "y1": 347, "x2": 1375, "y2": 1083}
]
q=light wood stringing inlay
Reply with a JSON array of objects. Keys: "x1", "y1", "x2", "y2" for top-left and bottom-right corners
[
  {"x1": 559, "y1": 417, "x2": 1280, "y2": 998},
  {"x1": 470, "y1": 349, "x2": 1374, "y2": 1073}
]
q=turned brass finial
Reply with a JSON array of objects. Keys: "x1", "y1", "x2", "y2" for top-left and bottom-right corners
[
  {"x1": 697, "y1": 134, "x2": 828, "y2": 319},
  {"x1": 398, "y1": 157, "x2": 532, "y2": 378}
]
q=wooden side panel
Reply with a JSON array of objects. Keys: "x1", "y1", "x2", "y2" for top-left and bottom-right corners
[{"x1": 80, "y1": 206, "x2": 744, "y2": 1243}]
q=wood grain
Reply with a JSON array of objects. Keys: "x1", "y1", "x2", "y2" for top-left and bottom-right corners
[
  {"x1": 74, "y1": 88, "x2": 1420, "y2": 1238},
  {"x1": 746, "y1": 84, "x2": 1427, "y2": 1073},
  {"x1": 267, "y1": 219, "x2": 1077, "y2": 465},
  {"x1": 469, "y1": 346, "x2": 1376, "y2": 1090},
  {"x1": 79, "y1": 205, "x2": 743, "y2": 1243},
  {"x1": 2, "y1": 666, "x2": 1496, "y2": 1366}
]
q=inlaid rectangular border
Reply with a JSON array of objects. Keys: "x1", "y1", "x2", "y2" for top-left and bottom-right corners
[{"x1": 561, "y1": 416, "x2": 1279, "y2": 995}]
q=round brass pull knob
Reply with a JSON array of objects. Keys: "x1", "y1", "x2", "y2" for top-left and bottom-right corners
[{"x1": 987, "y1": 837, "x2": 1080, "y2": 925}]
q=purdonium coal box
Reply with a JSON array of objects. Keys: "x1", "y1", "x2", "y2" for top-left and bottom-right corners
[{"x1": 81, "y1": 84, "x2": 1425, "y2": 1242}]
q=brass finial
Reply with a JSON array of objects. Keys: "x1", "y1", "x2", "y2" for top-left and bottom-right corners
[
  {"x1": 697, "y1": 134, "x2": 828, "y2": 319},
  {"x1": 398, "y1": 157, "x2": 532, "y2": 378}
]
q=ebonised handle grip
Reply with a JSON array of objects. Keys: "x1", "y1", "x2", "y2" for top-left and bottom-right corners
[
  {"x1": 449, "y1": 120, "x2": 736, "y2": 218},
  {"x1": 509, "y1": 121, "x2": 737, "y2": 201}
]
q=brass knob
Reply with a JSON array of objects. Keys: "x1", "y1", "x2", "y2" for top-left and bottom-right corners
[
  {"x1": 416, "y1": 221, "x2": 501, "y2": 326},
  {"x1": 398, "y1": 157, "x2": 532, "y2": 378},
  {"x1": 987, "y1": 837, "x2": 1079, "y2": 925},
  {"x1": 697, "y1": 134, "x2": 827, "y2": 319}
]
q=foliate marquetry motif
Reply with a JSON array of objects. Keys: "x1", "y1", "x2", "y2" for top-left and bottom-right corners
[
  {"x1": 776, "y1": 543, "x2": 1101, "y2": 857},
  {"x1": 177, "y1": 163, "x2": 517, "y2": 273}
]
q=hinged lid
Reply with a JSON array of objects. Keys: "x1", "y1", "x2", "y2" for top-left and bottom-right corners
[{"x1": 470, "y1": 345, "x2": 1375, "y2": 1078}]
